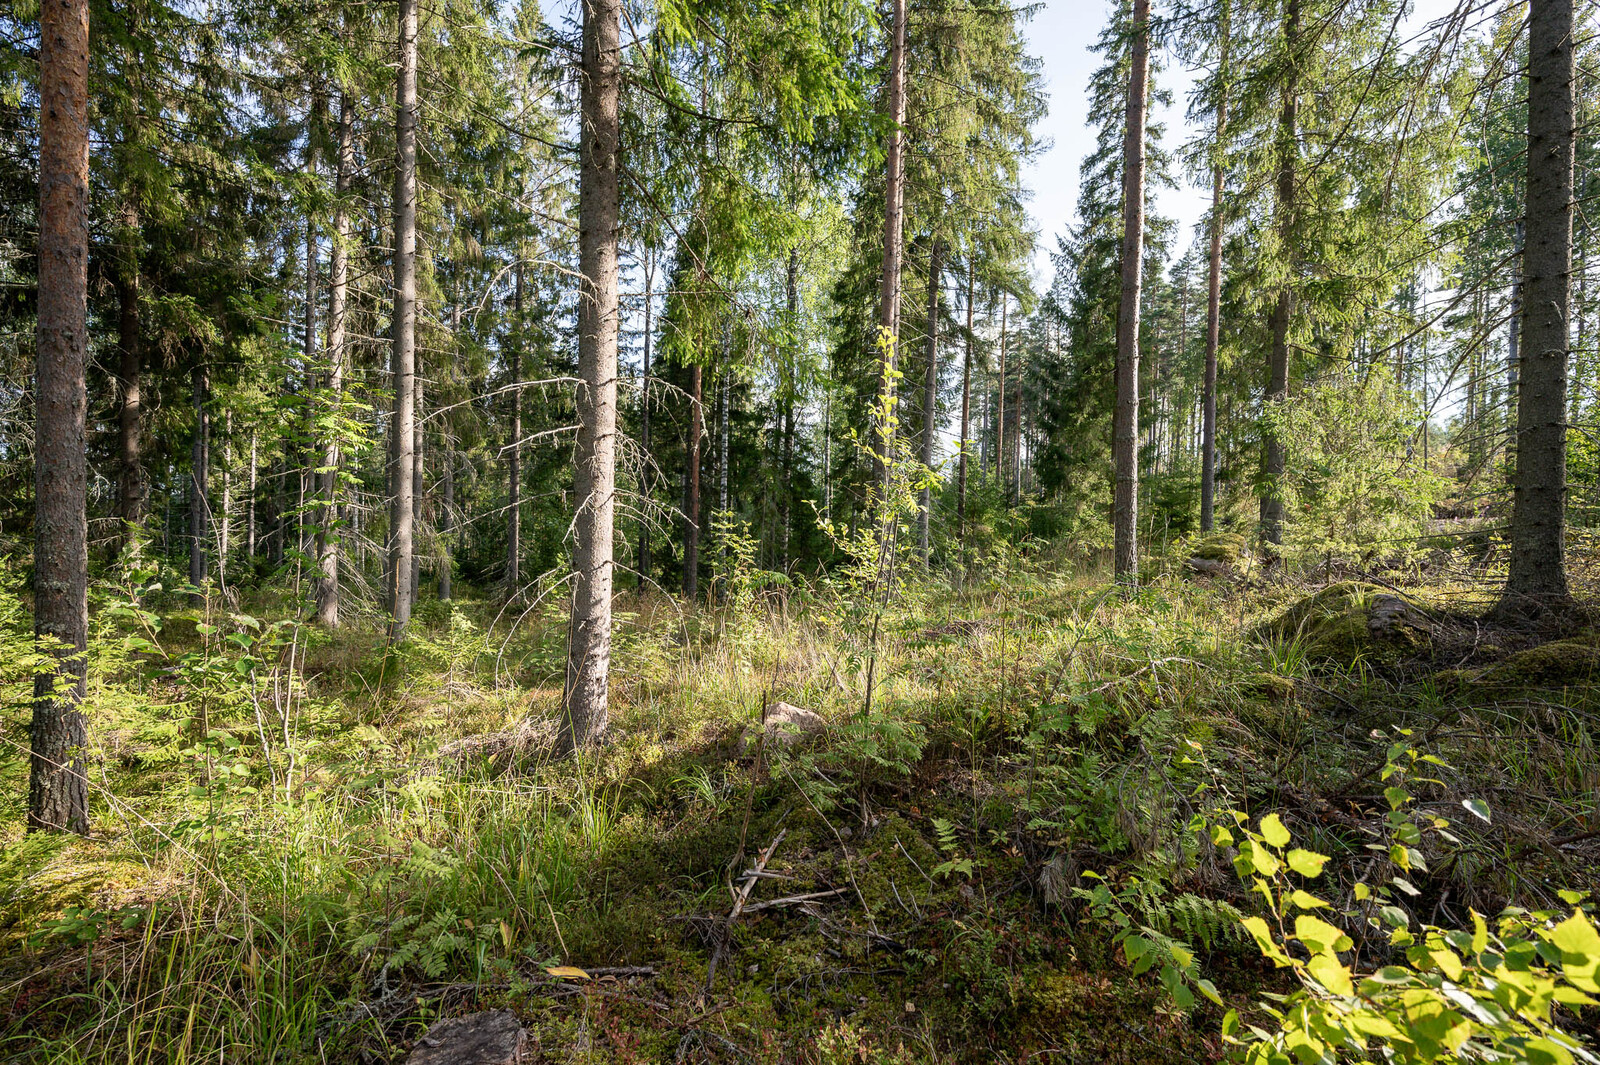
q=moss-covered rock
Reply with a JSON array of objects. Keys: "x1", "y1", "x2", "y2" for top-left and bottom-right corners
[
  {"x1": 1469, "y1": 633, "x2": 1600, "y2": 689},
  {"x1": 1190, "y1": 531, "x2": 1248, "y2": 562},
  {"x1": 1255, "y1": 581, "x2": 1432, "y2": 667}
]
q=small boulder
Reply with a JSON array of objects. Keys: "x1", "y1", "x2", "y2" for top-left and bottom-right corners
[
  {"x1": 1186, "y1": 557, "x2": 1231, "y2": 578},
  {"x1": 433, "y1": 720, "x2": 554, "y2": 774},
  {"x1": 1190, "y1": 532, "x2": 1248, "y2": 563},
  {"x1": 749, "y1": 701, "x2": 827, "y2": 749},
  {"x1": 1255, "y1": 581, "x2": 1433, "y2": 667},
  {"x1": 1469, "y1": 634, "x2": 1600, "y2": 689},
  {"x1": 406, "y1": 1010, "x2": 526, "y2": 1065}
]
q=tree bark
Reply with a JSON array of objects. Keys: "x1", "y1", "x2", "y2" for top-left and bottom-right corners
[
  {"x1": 386, "y1": 0, "x2": 419, "y2": 639},
  {"x1": 639, "y1": 251, "x2": 654, "y2": 581},
  {"x1": 189, "y1": 364, "x2": 210, "y2": 598},
  {"x1": 1200, "y1": 7, "x2": 1228, "y2": 533},
  {"x1": 315, "y1": 93, "x2": 352, "y2": 627},
  {"x1": 508, "y1": 261, "x2": 523, "y2": 593},
  {"x1": 1260, "y1": 0, "x2": 1298, "y2": 552},
  {"x1": 918, "y1": 239, "x2": 941, "y2": 563},
  {"x1": 873, "y1": 0, "x2": 907, "y2": 500},
  {"x1": 684, "y1": 362, "x2": 702, "y2": 601},
  {"x1": 1113, "y1": 0, "x2": 1151, "y2": 578},
  {"x1": 958, "y1": 258, "x2": 974, "y2": 548},
  {"x1": 115, "y1": 201, "x2": 144, "y2": 554},
  {"x1": 1500, "y1": 0, "x2": 1576, "y2": 614},
  {"x1": 30, "y1": 0, "x2": 91, "y2": 835},
  {"x1": 559, "y1": 0, "x2": 621, "y2": 755},
  {"x1": 779, "y1": 246, "x2": 797, "y2": 572},
  {"x1": 996, "y1": 293, "x2": 1006, "y2": 484}
]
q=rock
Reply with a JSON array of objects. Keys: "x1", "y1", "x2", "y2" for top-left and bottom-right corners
[
  {"x1": 1185, "y1": 557, "x2": 1230, "y2": 578},
  {"x1": 406, "y1": 1010, "x2": 526, "y2": 1065},
  {"x1": 749, "y1": 701, "x2": 827, "y2": 749},
  {"x1": 1255, "y1": 581, "x2": 1433, "y2": 667},
  {"x1": 433, "y1": 720, "x2": 554, "y2": 774},
  {"x1": 1468, "y1": 633, "x2": 1600, "y2": 689},
  {"x1": 1190, "y1": 532, "x2": 1248, "y2": 563}
]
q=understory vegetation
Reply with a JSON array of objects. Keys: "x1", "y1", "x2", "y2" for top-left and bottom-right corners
[{"x1": 3, "y1": 538, "x2": 1597, "y2": 1063}]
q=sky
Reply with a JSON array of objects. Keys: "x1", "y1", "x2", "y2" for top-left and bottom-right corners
[
  {"x1": 1020, "y1": 0, "x2": 1467, "y2": 287},
  {"x1": 1019, "y1": 0, "x2": 1210, "y2": 286}
]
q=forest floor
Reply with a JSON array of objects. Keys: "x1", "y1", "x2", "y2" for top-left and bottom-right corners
[{"x1": 1, "y1": 544, "x2": 1598, "y2": 1064}]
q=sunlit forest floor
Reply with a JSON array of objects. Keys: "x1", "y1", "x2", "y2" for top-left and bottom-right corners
[{"x1": 3, "y1": 540, "x2": 1598, "y2": 1063}]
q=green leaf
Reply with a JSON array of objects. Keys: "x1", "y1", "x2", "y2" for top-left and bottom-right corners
[
  {"x1": 1289, "y1": 889, "x2": 1329, "y2": 910},
  {"x1": 1259, "y1": 813, "x2": 1291, "y2": 848},
  {"x1": 1384, "y1": 786, "x2": 1409, "y2": 810},
  {"x1": 1461, "y1": 798, "x2": 1491, "y2": 823}
]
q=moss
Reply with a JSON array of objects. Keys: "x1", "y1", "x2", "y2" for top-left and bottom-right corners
[
  {"x1": 1190, "y1": 532, "x2": 1248, "y2": 562},
  {"x1": 1472, "y1": 638, "x2": 1600, "y2": 689},
  {"x1": 1244, "y1": 672, "x2": 1297, "y2": 702},
  {"x1": 1255, "y1": 581, "x2": 1431, "y2": 667}
]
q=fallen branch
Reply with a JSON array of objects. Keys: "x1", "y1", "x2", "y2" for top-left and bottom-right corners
[
  {"x1": 705, "y1": 828, "x2": 785, "y2": 991},
  {"x1": 740, "y1": 888, "x2": 848, "y2": 914}
]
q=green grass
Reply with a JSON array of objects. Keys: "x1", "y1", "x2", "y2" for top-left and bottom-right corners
[{"x1": 1, "y1": 556, "x2": 1596, "y2": 1063}]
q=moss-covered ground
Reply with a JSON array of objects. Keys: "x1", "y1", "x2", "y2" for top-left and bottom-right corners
[{"x1": 1, "y1": 553, "x2": 1596, "y2": 1063}]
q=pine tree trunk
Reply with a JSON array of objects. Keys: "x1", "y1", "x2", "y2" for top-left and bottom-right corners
[
  {"x1": 508, "y1": 262, "x2": 523, "y2": 593},
  {"x1": 1500, "y1": 0, "x2": 1576, "y2": 614},
  {"x1": 1113, "y1": 0, "x2": 1151, "y2": 578},
  {"x1": 639, "y1": 253, "x2": 654, "y2": 581},
  {"x1": 874, "y1": 0, "x2": 907, "y2": 499},
  {"x1": 958, "y1": 259, "x2": 973, "y2": 549},
  {"x1": 219, "y1": 414, "x2": 231, "y2": 588},
  {"x1": 412, "y1": 375, "x2": 424, "y2": 604},
  {"x1": 247, "y1": 430, "x2": 258, "y2": 559},
  {"x1": 189, "y1": 365, "x2": 210, "y2": 598},
  {"x1": 779, "y1": 246, "x2": 798, "y2": 572},
  {"x1": 684, "y1": 363, "x2": 702, "y2": 601},
  {"x1": 439, "y1": 437, "x2": 453, "y2": 601},
  {"x1": 30, "y1": 0, "x2": 90, "y2": 835},
  {"x1": 116, "y1": 200, "x2": 144, "y2": 554},
  {"x1": 559, "y1": 0, "x2": 621, "y2": 754},
  {"x1": 997, "y1": 294, "x2": 1006, "y2": 485},
  {"x1": 386, "y1": 0, "x2": 419, "y2": 639},
  {"x1": 1200, "y1": 10, "x2": 1228, "y2": 533},
  {"x1": 918, "y1": 239, "x2": 941, "y2": 564},
  {"x1": 1260, "y1": 0, "x2": 1298, "y2": 553},
  {"x1": 315, "y1": 93, "x2": 352, "y2": 627}
]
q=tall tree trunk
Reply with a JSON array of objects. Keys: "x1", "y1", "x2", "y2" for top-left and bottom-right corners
[
  {"x1": 996, "y1": 294, "x2": 1006, "y2": 484},
  {"x1": 1200, "y1": 6, "x2": 1228, "y2": 533},
  {"x1": 1500, "y1": 0, "x2": 1576, "y2": 614},
  {"x1": 639, "y1": 251, "x2": 654, "y2": 581},
  {"x1": 918, "y1": 239, "x2": 941, "y2": 563},
  {"x1": 779, "y1": 246, "x2": 798, "y2": 572},
  {"x1": 315, "y1": 92, "x2": 353, "y2": 627},
  {"x1": 559, "y1": 0, "x2": 621, "y2": 754},
  {"x1": 873, "y1": 0, "x2": 907, "y2": 501},
  {"x1": 386, "y1": 0, "x2": 419, "y2": 639},
  {"x1": 411, "y1": 375, "x2": 424, "y2": 603},
  {"x1": 1113, "y1": 0, "x2": 1151, "y2": 578},
  {"x1": 684, "y1": 363, "x2": 702, "y2": 601},
  {"x1": 115, "y1": 200, "x2": 144, "y2": 554},
  {"x1": 189, "y1": 365, "x2": 210, "y2": 598},
  {"x1": 219, "y1": 413, "x2": 231, "y2": 588},
  {"x1": 439, "y1": 445, "x2": 453, "y2": 601},
  {"x1": 508, "y1": 261, "x2": 523, "y2": 593},
  {"x1": 247, "y1": 429, "x2": 258, "y2": 559},
  {"x1": 1260, "y1": 0, "x2": 1298, "y2": 552},
  {"x1": 30, "y1": 0, "x2": 90, "y2": 834},
  {"x1": 958, "y1": 258, "x2": 974, "y2": 548}
]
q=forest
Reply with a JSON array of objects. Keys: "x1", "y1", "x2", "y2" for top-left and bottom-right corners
[{"x1": 2, "y1": 0, "x2": 1600, "y2": 1058}]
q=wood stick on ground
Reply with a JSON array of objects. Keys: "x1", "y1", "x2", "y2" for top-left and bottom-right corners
[{"x1": 705, "y1": 827, "x2": 786, "y2": 991}]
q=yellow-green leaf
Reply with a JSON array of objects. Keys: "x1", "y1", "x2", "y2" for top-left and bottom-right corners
[
  {"x1": 1260, "y1": 813, "x2": 1291, "y2": 848},
  {"x1": 1307, "y1": 951, "x2": 1354, "y2": 996},
  {"x1": 545, "y1": 966, "x2": 591, "y2": 980},
  {"x1": 1286, "y1": 848, "x2": 1329, "y2": 878}
]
